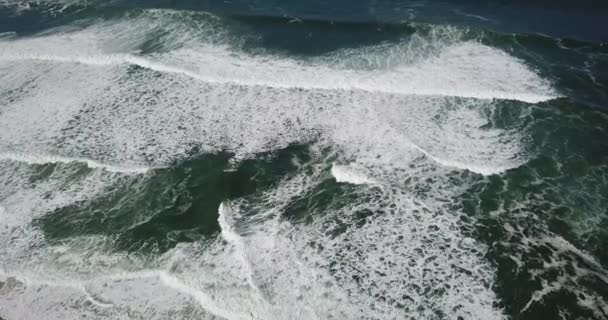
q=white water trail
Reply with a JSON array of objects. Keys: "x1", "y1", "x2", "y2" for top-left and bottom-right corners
[
  {"x1": 0, "y1": 152, "x2": 155, "y2": 174},
  {"x1": 0, "y1": 11, "x2": 560, "y2": 320}
]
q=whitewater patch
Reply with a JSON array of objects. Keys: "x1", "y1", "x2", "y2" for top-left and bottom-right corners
[
  {"x1": 331, "y1": 163, "x2": 377, "y2": 185},
  {"x1": 0, "y1": 42, "x2": 557, "y2": 103},
  {"x1": 0, "y1": 12, "x2": 553, "y2": 175},
  {"x1": 0, "y1": 11, "x2": 558, "y2": 104},
  {"x1": 0, "y1": 59, "x2": 531, "y2": 175},
  {"x1": 159, "y1": 161, "x2": 507, "y2": 320},
  {"x1": 0, "y1": 152, "x2": 155, "y2": 174},
  {"x1": 0, "y1": 11, "x2": 555, "y2": 174},
  {"x1": 0, "y1": 269, "x2": 228, "y2": 320},
  {"x1": 0, "y1": 156, "x2": 152, "y2": 280},
  {"x1": 0, "y1": 10, "x2": 560, "y2": 320}
]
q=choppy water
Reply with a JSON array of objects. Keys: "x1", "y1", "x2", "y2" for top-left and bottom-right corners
[{"x1": 0, "y1": 1, "x2": 607, "y2": 319}]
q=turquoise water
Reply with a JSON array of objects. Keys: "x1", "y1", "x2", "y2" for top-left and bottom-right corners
[{"x1": 0, "y1": 1, "x2": 607, "y2": 319}]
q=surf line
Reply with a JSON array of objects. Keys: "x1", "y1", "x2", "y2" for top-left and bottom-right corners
[
  {"x1": 0, "y1": 152, "x2": 156, "y2": 174},
  {"x1": 0, "y1": 51, "x2": 557, "y2": 103}
]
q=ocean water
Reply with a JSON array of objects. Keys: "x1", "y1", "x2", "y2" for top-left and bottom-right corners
[{"x1": 0, "y1": 1, "x2": 607, "y2": 319}]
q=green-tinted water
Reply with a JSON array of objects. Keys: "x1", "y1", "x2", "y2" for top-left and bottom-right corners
[{"x1": 0, "y1": 1, "x2": 607, "y2": 319}]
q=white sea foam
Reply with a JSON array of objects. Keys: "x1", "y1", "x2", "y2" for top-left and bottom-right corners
[
  {"x1": 0, "y1": 270, "x2": 220, "y2": 320},
  {"x1": 165, "y1": 171, "x2": 365, "y2": 319},
  {"x1": 499, "y1": 221, "x2": 608, "y2": 319},
  {"x1": 0, "y1": 11, "x2": 552, "y2": 171},
  {"x1": 0, "y1": 59, "x2": 528, "y2": 174},
  {"x1": 0, "y1": 156, "x2": 153, "y2": 280},
  {"x1": 217, "y1": 202, "x2": 266, "y2": 296},
  {"x1": 0, "y1": 11, "x2": 558, "y2": 104},
  {"x1": 0, "y1": 43, "x2": 557, "y2": 103},
  {"x1": 162, "y1": 163, "x2": 505, "y2": 320},
  {"x1": 0, "y1": 152, "x2": 155, "y2": 173},
  {"x1": 331, "y1": 163, "x2": 377, "y2": 185},
  {"x1": 0, "y1": 9, "x2": 561, "y2": 320}
]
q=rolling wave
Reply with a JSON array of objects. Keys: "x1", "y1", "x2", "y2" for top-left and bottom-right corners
[
  {"x1": 0, "y1": 7, "x2": 574, "y2": 320},
  {"x1": 0, "y1": 12, "x2": 554, "y2": 176},
  {"x1": 0, "y1": 37, "x2": 558, "y2": 103}
]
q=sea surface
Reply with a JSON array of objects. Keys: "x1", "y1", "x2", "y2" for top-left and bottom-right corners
[{"x1": 0, "y1": 1, "x2": 607, "y2": 319}]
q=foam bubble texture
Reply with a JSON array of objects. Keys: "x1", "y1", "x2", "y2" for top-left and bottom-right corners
[
  {"x1": 0, "y1": 11, "x2": 552, "y2": 171},
  {"x1": 161, "y1": 159, "x2": 504, "y2": 320},
  {"x1": 0, "y1": 9, "x2": 560, "y2": 320}
]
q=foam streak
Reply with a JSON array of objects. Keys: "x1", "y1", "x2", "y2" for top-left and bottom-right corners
[
  {"x1": 0, "y1": 152, "x2": 155, "y2": 174},
  {"x1": 0, "y1": 46, "x2": 558, "y2": 103}
]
